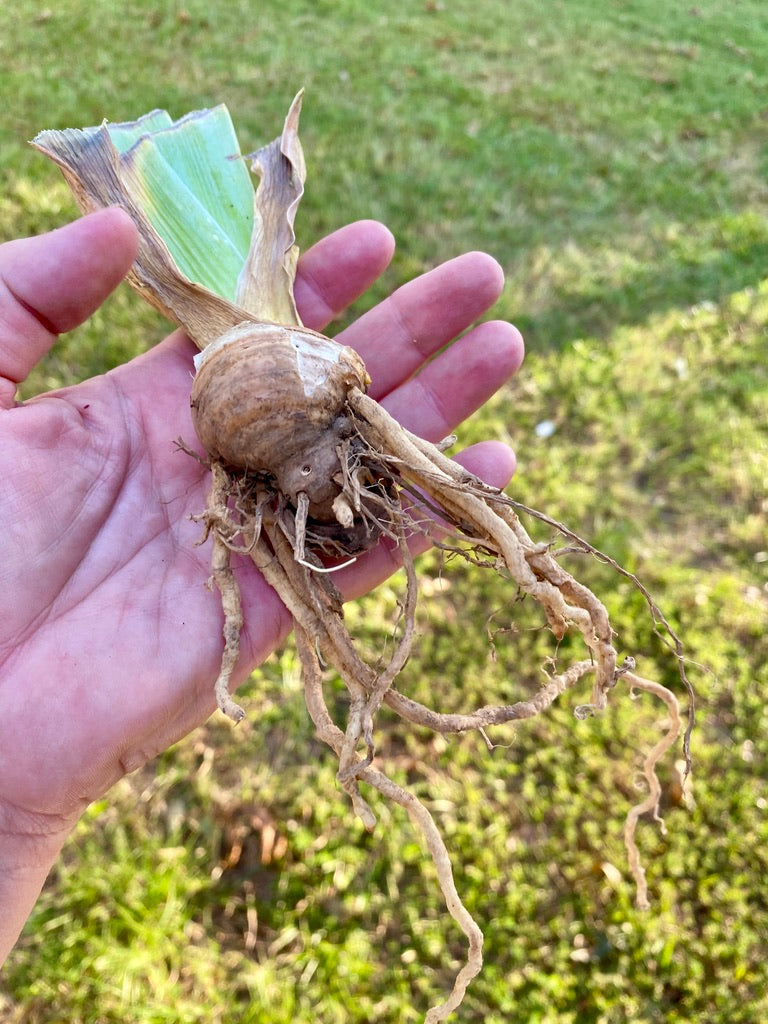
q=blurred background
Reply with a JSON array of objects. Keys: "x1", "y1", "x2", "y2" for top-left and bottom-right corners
[{"x1": 1, "y1": 1, "x2": 766, "y2": 1021}]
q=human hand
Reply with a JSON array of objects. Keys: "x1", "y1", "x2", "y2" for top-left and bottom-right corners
[{"x1": 0, "y1": 208, "x2": 522, "y2": 956}]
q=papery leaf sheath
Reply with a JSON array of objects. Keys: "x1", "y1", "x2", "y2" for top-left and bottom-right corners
[{"x1": 236, "y1": 90, "x2": 306, "y2": 326}]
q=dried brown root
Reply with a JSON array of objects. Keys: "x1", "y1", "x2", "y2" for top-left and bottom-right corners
[
  {"x1": 621, "y1": 670, "x2": 683, "y2": 910},
  {"x1": 295, "y1": 623, "x2": 483, "y2": 1023},
  {"x1": 192, "y1": 389, "x2": 692, "y2": 1022}
]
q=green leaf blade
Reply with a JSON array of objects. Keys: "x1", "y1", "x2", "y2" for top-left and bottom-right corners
[
  {"x1": 106, "y1": 110, "x2": 175, "y2": 154},
  {"x1": 115, "y1": 106, "x2": 254, "y2": 302}
]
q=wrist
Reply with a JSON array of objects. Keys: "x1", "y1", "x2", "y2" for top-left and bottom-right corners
[{"x1": 0, "y1": 802, "x2": 76, "y2": 965}]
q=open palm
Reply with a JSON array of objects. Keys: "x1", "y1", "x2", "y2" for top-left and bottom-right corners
[{"x1": 0, "y1": 207, "x2": 522, "y2": 847}]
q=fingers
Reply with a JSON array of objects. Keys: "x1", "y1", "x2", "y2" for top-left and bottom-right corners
[
  {"x1": 339, "y1": 439, "x2": 517, "y2": 602},
  {"x1": 337, "y1": 250, "x2": 506, "y2": 399},
  {"x1": 295, "y1": 233, "x2": 522, "y2": 442},
  {"x1": 380, "y1": 319, "x2": 523, "y2": 442},
  {"x1": 294, "y1": 220, "x2": 395, "y2": 331},
  {"x1": 0, "y1": 208, "x2": 137, "y2": 408}
]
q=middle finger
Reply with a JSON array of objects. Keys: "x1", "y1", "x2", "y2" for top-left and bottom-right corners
[{"x1": 337, "y1": 250, "x2": 506, "y2": 400}]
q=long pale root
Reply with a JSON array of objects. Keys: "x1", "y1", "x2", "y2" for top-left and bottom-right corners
[
  {"x1": 295, "y1": 624, "x2": 483, "y2": 1023},
  {"x1": 621, "y1": 670, "x2": 683, "y2": 910}
]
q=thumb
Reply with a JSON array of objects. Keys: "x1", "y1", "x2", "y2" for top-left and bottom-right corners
[{"x1": 0, "y1": 207, "x2": 138, "y2": 408}]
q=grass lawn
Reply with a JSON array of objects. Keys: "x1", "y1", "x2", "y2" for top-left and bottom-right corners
[{"x1": 1, "y1": 1, "x2": 767, "y2": 1021}]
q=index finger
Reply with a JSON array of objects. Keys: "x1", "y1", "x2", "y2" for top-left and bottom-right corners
[
  {"x1": 0, "y1": 209, "x2": 137, "y2": 409},
  {"x1": 294, "y1": 220, "x2": 395, "y2": 331},
  {"x1": 336, "y1": 251, "x2": 506, "y2": 400}
]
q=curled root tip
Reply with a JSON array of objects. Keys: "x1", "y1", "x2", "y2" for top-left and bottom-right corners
[
  {"x1": 574, "y1": 703, "x2": 598, "y2": 720},
  {"x1": 621, "y1": 670, "x2": 682, "y2": 909},
  {"x1": 219, "y1": 697, "x2": 246, "y2": 723}
]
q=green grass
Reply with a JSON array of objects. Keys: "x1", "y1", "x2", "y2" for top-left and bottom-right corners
[{"x1": 2, "y1": 0, "x2": 767, "y2": 1021}]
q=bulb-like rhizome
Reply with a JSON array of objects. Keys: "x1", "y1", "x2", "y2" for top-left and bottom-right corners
[{"x1": 190, "y1": 321, "x2": 401, "y2": 558}]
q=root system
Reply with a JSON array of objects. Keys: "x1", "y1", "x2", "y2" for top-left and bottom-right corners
[
  {"x1": 196, "y1": 386, "x2": 691, "y2": 1021},
  {"x1": 34, "y1": 91, "x2": 695, "y2": 1022}
]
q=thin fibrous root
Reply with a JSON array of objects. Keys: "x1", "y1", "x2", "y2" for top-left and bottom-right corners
[{"x1": 382, "y1": 658, "x2": 596, "y2": 734}]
